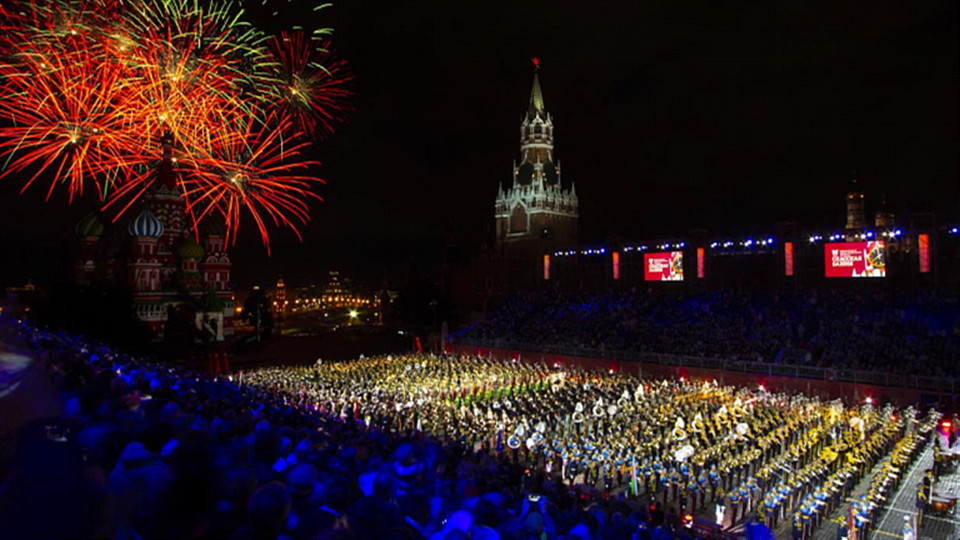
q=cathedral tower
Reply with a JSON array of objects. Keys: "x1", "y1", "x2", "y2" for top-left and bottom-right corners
[
  {"x1": 495, "y1": 58, "x2": 578, "y2": 256},
  {"x1": 845, "y1": 177, "x2": 866, "y2": 232},
  {"x1": 128, "y1": 207, "x2": 166, "y2": 335}
]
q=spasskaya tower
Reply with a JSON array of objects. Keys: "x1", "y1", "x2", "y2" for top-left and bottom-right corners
[{"x1": 494, "y1": 58, "x2": 578, "y2": 256}]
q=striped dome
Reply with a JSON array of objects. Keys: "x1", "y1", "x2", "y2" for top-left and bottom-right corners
[
  {"x1": 128, "y1": 208, "x2": 164, "y2": 238},
  {"x1": 75, "y1": 213, "x2": 105, "y2": 238},
  {"x1": 175, "y1": 235, "x2": 205, "y2": 261}
]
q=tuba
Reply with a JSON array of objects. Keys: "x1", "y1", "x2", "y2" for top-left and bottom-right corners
[
  {"x1": 672, "y1": 416, "x2": 687, "y2": 441},
  {"x1": 593, "y1": 398, "x2": 605, "y2": 418},
  {"x1": 530, "y1": 431, "x2": 544, "y2": 446},
  {"x1": 507, "y1": 421, "x2": 525, "y2": 449},
  {"x1": 573, "y1": 402, "x2": 585, "y2": 423},
  {"x1": 692, "y1": 412, "x2": 704, "y2": 433}
]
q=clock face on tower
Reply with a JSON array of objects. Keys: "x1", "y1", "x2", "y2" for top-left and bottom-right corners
[{"x1": 543, "y1": 162, "x2": 558, "y2": 185}]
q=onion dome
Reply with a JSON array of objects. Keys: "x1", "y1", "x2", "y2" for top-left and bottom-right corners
[
  {"x1": 75, "y1": 213, "x2": 105, "y2": 238},
  {"x1": 128, "y1": 208, "x2": 164, "y2": 238},
  {"x1": 176, "y1": 235, "x2": 205, "y2": 261}
]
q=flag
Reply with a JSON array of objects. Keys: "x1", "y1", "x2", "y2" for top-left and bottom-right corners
[
  {"x1": 631, "y1": 456, "x2": 639, "y2": 496},
  {"x1": 496, "y1": 429, "x2": 503, "y2": 454}
]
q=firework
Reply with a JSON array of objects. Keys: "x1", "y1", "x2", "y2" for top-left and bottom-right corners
[
  {"x1": 0, "y1": 0, "x2": 351, "y2": 249},
  {"x1": 265, "y1": 32, "x2": 353, "y2": 136},
  {"x1": 181, "y1": 111, "x2": 322, "y2": 254},
  {"x1": 0, "y1": 31, "x2": 139, "y2": 201}
]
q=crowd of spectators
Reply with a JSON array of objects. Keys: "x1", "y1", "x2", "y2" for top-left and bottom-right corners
[
  {"x1": 454, "y1": 289, "x2": 960, "y2": 377},
  {"x1": 1, "y1": 317, "x2": 727, "y2": 540}
]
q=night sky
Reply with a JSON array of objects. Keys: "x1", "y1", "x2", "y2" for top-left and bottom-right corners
[{"x1": 0, "y1": 0, "x2": 957, "y2": 290}]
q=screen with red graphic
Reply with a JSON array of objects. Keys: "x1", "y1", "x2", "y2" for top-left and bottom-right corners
[
  {"x1": 824, "y1": 241, "x2": 886, "y2": 278},
  {"x1": 644, "y1": 251, "x2": 684, "y2": 281}
]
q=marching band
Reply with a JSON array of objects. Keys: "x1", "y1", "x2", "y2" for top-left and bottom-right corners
[{"x1": 245, "y1": 353, "x2": 938, "y2": 538}]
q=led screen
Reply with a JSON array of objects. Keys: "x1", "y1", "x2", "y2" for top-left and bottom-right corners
[
  {"x1": 644, "y1": 251, "x2": 684, "y2": 281},
  {"x1": 824, "y1": 241, "x2": 885, "y2": 278}
]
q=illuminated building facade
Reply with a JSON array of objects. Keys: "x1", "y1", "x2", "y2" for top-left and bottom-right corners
[
  {"x1": 274, "y1": 277, "x2": 287, "y2": 315},
  {"x1": 287, "y1": 271, "x2": 380, "y2": 318}
]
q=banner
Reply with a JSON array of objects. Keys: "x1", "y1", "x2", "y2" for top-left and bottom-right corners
[
  {"x1": 543, "y1": 254, "x2": 550, "y2": 280},
  {"x1": 784, "y1": 242, "x2": 794, "y2": 277},
  {"x1": 612, "y1": 251, "x2": 620, "y2": 280},
  {"x1": 919, "y1": 234, "x2": 930, "y2": 273},
  {"x1": 824, "y1": 241, "x2": 885, "y2": 278},
  {"x1": 696, "y1": 248, "x2": 704, "y2": 279},
  {"x1": 644, "y1": 251, "x2": 684, "y2": 281}
]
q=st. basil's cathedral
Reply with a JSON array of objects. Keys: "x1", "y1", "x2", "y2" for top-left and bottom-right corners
[{"x1": 73, "y1": 134, "x2": 235, "y2": 341}]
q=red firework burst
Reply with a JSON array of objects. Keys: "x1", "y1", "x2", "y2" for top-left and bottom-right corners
[
  {"x1": 179, "y1": 111, "x2": 323, "y2": 255},
  {"x1": 0, "y1": 0, "x2": 351, "y2": 251},
  {"x1": 0, "y1": 32, "x2": 140, "y2": 201}
]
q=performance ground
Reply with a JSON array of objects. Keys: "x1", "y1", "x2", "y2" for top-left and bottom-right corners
[
  {"x1": 868, "y1": 433, "x2": 960, "y2": 540},
  {"x1": 721, "y1": 433, "x2": 960, "y2": 540}
]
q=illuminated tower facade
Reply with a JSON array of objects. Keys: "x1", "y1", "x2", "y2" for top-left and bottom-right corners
[
  {"x1": 275, "y1": 277, "x2": 287, "y2": 316},
  {"x1": 151, "y1": 131, "x2": 187, "y2": 290},
  {"x1": 128, "y1": 207, "x2": 166, "y2": 335},
  {"x1": 875, "y1": 198, "x2": 895, "y2": 230},
  {"x1": 495, "y1": 59, "x2": 578, "y2": 256},
  {"x1": 201, "y1": 221, "x2": 235, "y2": 337},
  {"x1": 845, "y1": 178, "x2": 866, "y2": 232}
]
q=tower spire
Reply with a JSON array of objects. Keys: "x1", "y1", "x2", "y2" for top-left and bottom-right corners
[{"x1": 529, "y1": 57, "x2": 544, "y2": 114}]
